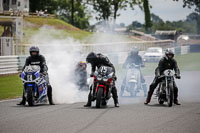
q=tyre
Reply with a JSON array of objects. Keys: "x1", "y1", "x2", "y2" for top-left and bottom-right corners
[
  {"x1": 96, "y1": 87, "x2": 103, "y2": 108},
  {"x1": 27, "y1": 86, "x2": 34, "y2": 106},
  {"x1": 158, "y1": 98, "x2": 164, "y2": 104},
  {"x1": 167, "y1": 83, "x2": 173, "y2": 107},
  {"x1": 47, "y1": 85, "x2": 53, "y2": 105},
  {"x1": 102, "y1": 100, "x2": 107, "y2": 106},
  {"x1": 129, "y1": 83, "x2": 136, "y2": 97}
]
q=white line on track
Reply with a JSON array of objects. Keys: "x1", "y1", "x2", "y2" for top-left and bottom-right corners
[{"x1": 0, "y1": 98, "x2": 21, "y2": 103}]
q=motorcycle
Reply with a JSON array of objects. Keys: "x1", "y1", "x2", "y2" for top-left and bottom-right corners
[
  {"x1": 121, "y1": 63, "x2": 147, "y2": 97},
  {"x1": 21, "y1": 65, "x2": 48, "y2": 106},
  {"x1": 156, "y1": 69, "x2": 177, "y2": 107},
  {"x1": 91, "y1": 66, "x2": 114, "y2": 108}
]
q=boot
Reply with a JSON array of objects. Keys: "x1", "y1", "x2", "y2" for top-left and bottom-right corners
[
  {"x1": 17, "y1": 100, "x2": 26, "y2": 105},
  {"x1": 174, "y1": 99, "x2": 181, "y2": 105},
  {"x1": 48, "y1": 85, "x2": 55, "y2": 105},
  {"x1": 17, "y1": 95, "x2": 26, "y2": 105},
  {"x1": 144, "y1": 91, "x2": 153, "y2": 105},
  {"x1": 84, "y1": 93, "x2": 92, "y2": 107},
  {"x1": 114, "y1": 98, "x2": 120, "y2": 107},
  {"x1": 84, "y1": 101, "x2": 91, "y2": 107}
]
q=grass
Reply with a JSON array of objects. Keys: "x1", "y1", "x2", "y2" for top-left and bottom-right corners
[
  {"x1": 0, "y1": 74, "x2": 23, "y2": 100},
  {"x1": 23, "y1": 17, "x2": 92, "y2": 43}
]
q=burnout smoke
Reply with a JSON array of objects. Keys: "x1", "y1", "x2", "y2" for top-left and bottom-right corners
[
  {"x1": 29, "y1": 23, "x2": 144, "y2": 105},
  {"x1": 30, "y1": 26, "x2": 88, "y2": 104}
]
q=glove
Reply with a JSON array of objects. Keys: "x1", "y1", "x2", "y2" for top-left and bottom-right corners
[
  {"x1": 42, "y1": 71, "x2": 47, "y2": 76},
  {"x1": 90, "y1": 74, "x2": 94, "y2": 77},
  {"x1": 155, "y1": 75, "x2": 160, "y2": 79},
  {"x1": 113, "y1": 76, "x2": 117, "y2": 81},
  {"x1": 175, "y1": 74, "x2": 181, "y2": 79}
]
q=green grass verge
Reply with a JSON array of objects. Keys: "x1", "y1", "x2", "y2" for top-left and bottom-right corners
[{"x1": 0, "y1": 74, "x2": 23, "y2": 100}]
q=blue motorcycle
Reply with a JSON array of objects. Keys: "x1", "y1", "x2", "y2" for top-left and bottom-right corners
[{"x1": 21, "y1": 65, "x2": 48, "y2": 106}]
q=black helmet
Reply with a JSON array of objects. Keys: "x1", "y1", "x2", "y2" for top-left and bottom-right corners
[
  {"x1": 29, "y1": 46, "x2": 39, "y2": 56},
  {"x1": 86, "y1": 52, "x2": 97, "y2": 63},
  {"x1": 131, "y1": 46, "x2": 139, "y2": 55},
  {"x1": 165, "y1": 48, "x2": 174, "y2": 60}
]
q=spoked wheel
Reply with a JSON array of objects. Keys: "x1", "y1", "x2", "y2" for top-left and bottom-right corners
[
  {"x1": 167, "y1": 83, "x2": 173, "y2": 107},
  {"x1": 27, "y1": 86, "x2": 35, "y2": 106},
  {"x1": 96, "y1": 87, "x2": 103, "y2": 108}
]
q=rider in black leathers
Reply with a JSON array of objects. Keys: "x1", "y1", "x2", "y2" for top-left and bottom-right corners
[
  {"x1": 121, "y1": 47, "x2": 145, "y2": 95},
  {"x1": 144, "y1": 48, "x2": 181, "y2": 105},
  {"x1": 84, "y1": 52, "x2": 119, "y2": 107},
  {"x1": 17, "y1": 46, "x2": 54, "y2": 105}
]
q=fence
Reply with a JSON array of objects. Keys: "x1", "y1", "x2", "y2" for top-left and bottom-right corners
[
  {"x1": 0, "y1": 44, "x2": 199, "y2": 75},
  {"x1": 0, "y1": 56, "x2": 19, "y2": 75}
]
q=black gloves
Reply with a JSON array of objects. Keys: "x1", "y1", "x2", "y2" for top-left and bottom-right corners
[
  {"x1": 42, "y1": 71, "x2": 47, "y2": 76},
  {"x1": 175, "y1": 74, "x2": 181, "y2": 79},
  {"x1": 90, "y1": 74, "x2": 94, "y2": 77}
]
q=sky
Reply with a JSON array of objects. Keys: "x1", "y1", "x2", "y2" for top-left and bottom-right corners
[{"x1": 89, "y1": 0, "x2": 195, "y2": 26}]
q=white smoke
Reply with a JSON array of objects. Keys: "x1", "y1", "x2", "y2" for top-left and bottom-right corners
[
  {"x1": 30, "y1": 26, "x2": 88, "y2": 104},
  {"x1": 29, "y1": 23, "x2": 139, "y2": 105}
]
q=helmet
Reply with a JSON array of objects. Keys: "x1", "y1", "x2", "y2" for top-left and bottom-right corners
[
  {"x1": 29, "y1": 46, "x2": 39, "y2": 56},
  {"x1": 86, "y1": 52, "x2": 97, "y2": 63},
  {"x1": 165, "y1": 48, "x2": 174, "y2": 60},
  {"x1": 77, "y1": 61, "x2": 87, "y2": 69},
  {"x1": 131, "y1": 46, "x2": 139, "y2": 55}
]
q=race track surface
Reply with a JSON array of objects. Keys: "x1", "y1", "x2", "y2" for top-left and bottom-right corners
[{"x1": 0, "y1": 71, "x2": 200, "y2": 133}]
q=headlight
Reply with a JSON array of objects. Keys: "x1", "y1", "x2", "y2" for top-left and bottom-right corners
[
  {"x1": 97, "y1": 75, "x2": 102, "y2": 80},
  {"x1": 103, "y1": 76, "x2": 108, "y2": 81}
]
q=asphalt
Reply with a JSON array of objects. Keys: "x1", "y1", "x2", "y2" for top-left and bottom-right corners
[{"x1": 0, "y1": 71, "x2": 200, "y2": 133}]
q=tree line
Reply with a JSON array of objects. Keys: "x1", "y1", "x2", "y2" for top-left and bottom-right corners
[{"x1": 29, "y1": 0, "x2": 199, "y2": 32}]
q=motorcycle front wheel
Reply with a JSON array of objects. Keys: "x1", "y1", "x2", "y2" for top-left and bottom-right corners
[
  {"x1": 129, "y1": 83, "x2": 136, "y2": 97},
  {"x1": 27, "y1": 86, "x2": 35, "y2": 106},
  {"x1": 167, "y1": 83, "x2": 173, "y2": 107},
  {"x1": 96, "y1": 87, "x2": 104, "y2": 108}
]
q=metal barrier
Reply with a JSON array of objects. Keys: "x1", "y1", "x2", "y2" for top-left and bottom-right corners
[
  {"x1": 0, "y1": 56, "x2": 19, "y2": 75},
  {"x1": 0, "y1": 45, "x2": 196, "y2": 75}
]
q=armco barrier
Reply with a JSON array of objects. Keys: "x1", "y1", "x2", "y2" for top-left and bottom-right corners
[
  {"x1": 0, "y1": 45, "x2": 196, "y2": 75},
  {"x1": 0, "y1": 56, "x2": 19, "y2": 75}
]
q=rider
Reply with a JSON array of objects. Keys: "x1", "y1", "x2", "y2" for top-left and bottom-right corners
[
  {"x1": 121, "y1": 47, "x2": 145, "y2": 95},
  {"x1": 17, "y1": 46, "x2": 54, "y2": 105},
  {"x1": 84, "y1": 52, "x2": 119, "y2": 107},
  {"x1": 144, "y1": 48, "x2": 181, "y2": 105},
  {"x1": 75, "y1": 61, "x2": 88, "y2": 90}
]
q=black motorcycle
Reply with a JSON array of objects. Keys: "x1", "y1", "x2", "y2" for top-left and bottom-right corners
[{"x1": 156, "y1": 69, "x2": 179, "y2": 107}]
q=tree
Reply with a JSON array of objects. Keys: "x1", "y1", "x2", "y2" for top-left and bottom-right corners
[
  {"x1": 143, "y1": 0, "x2": 152, "y2": 32},
  {"x1": 151, "y1": 13, "x2": 163, "y2": 24},
  {"x1": 57, "y1": 0, "x2": 90, "y2": 29},
  {"x1": 174, "y1": 0, "x2": 200, "y2": 14},
  {"x1": 186, "y1": 12, "x2": 200, "y2": 34},
  {"x1": 29, "y1": 0, "x2": 58, "y2": 13}
]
